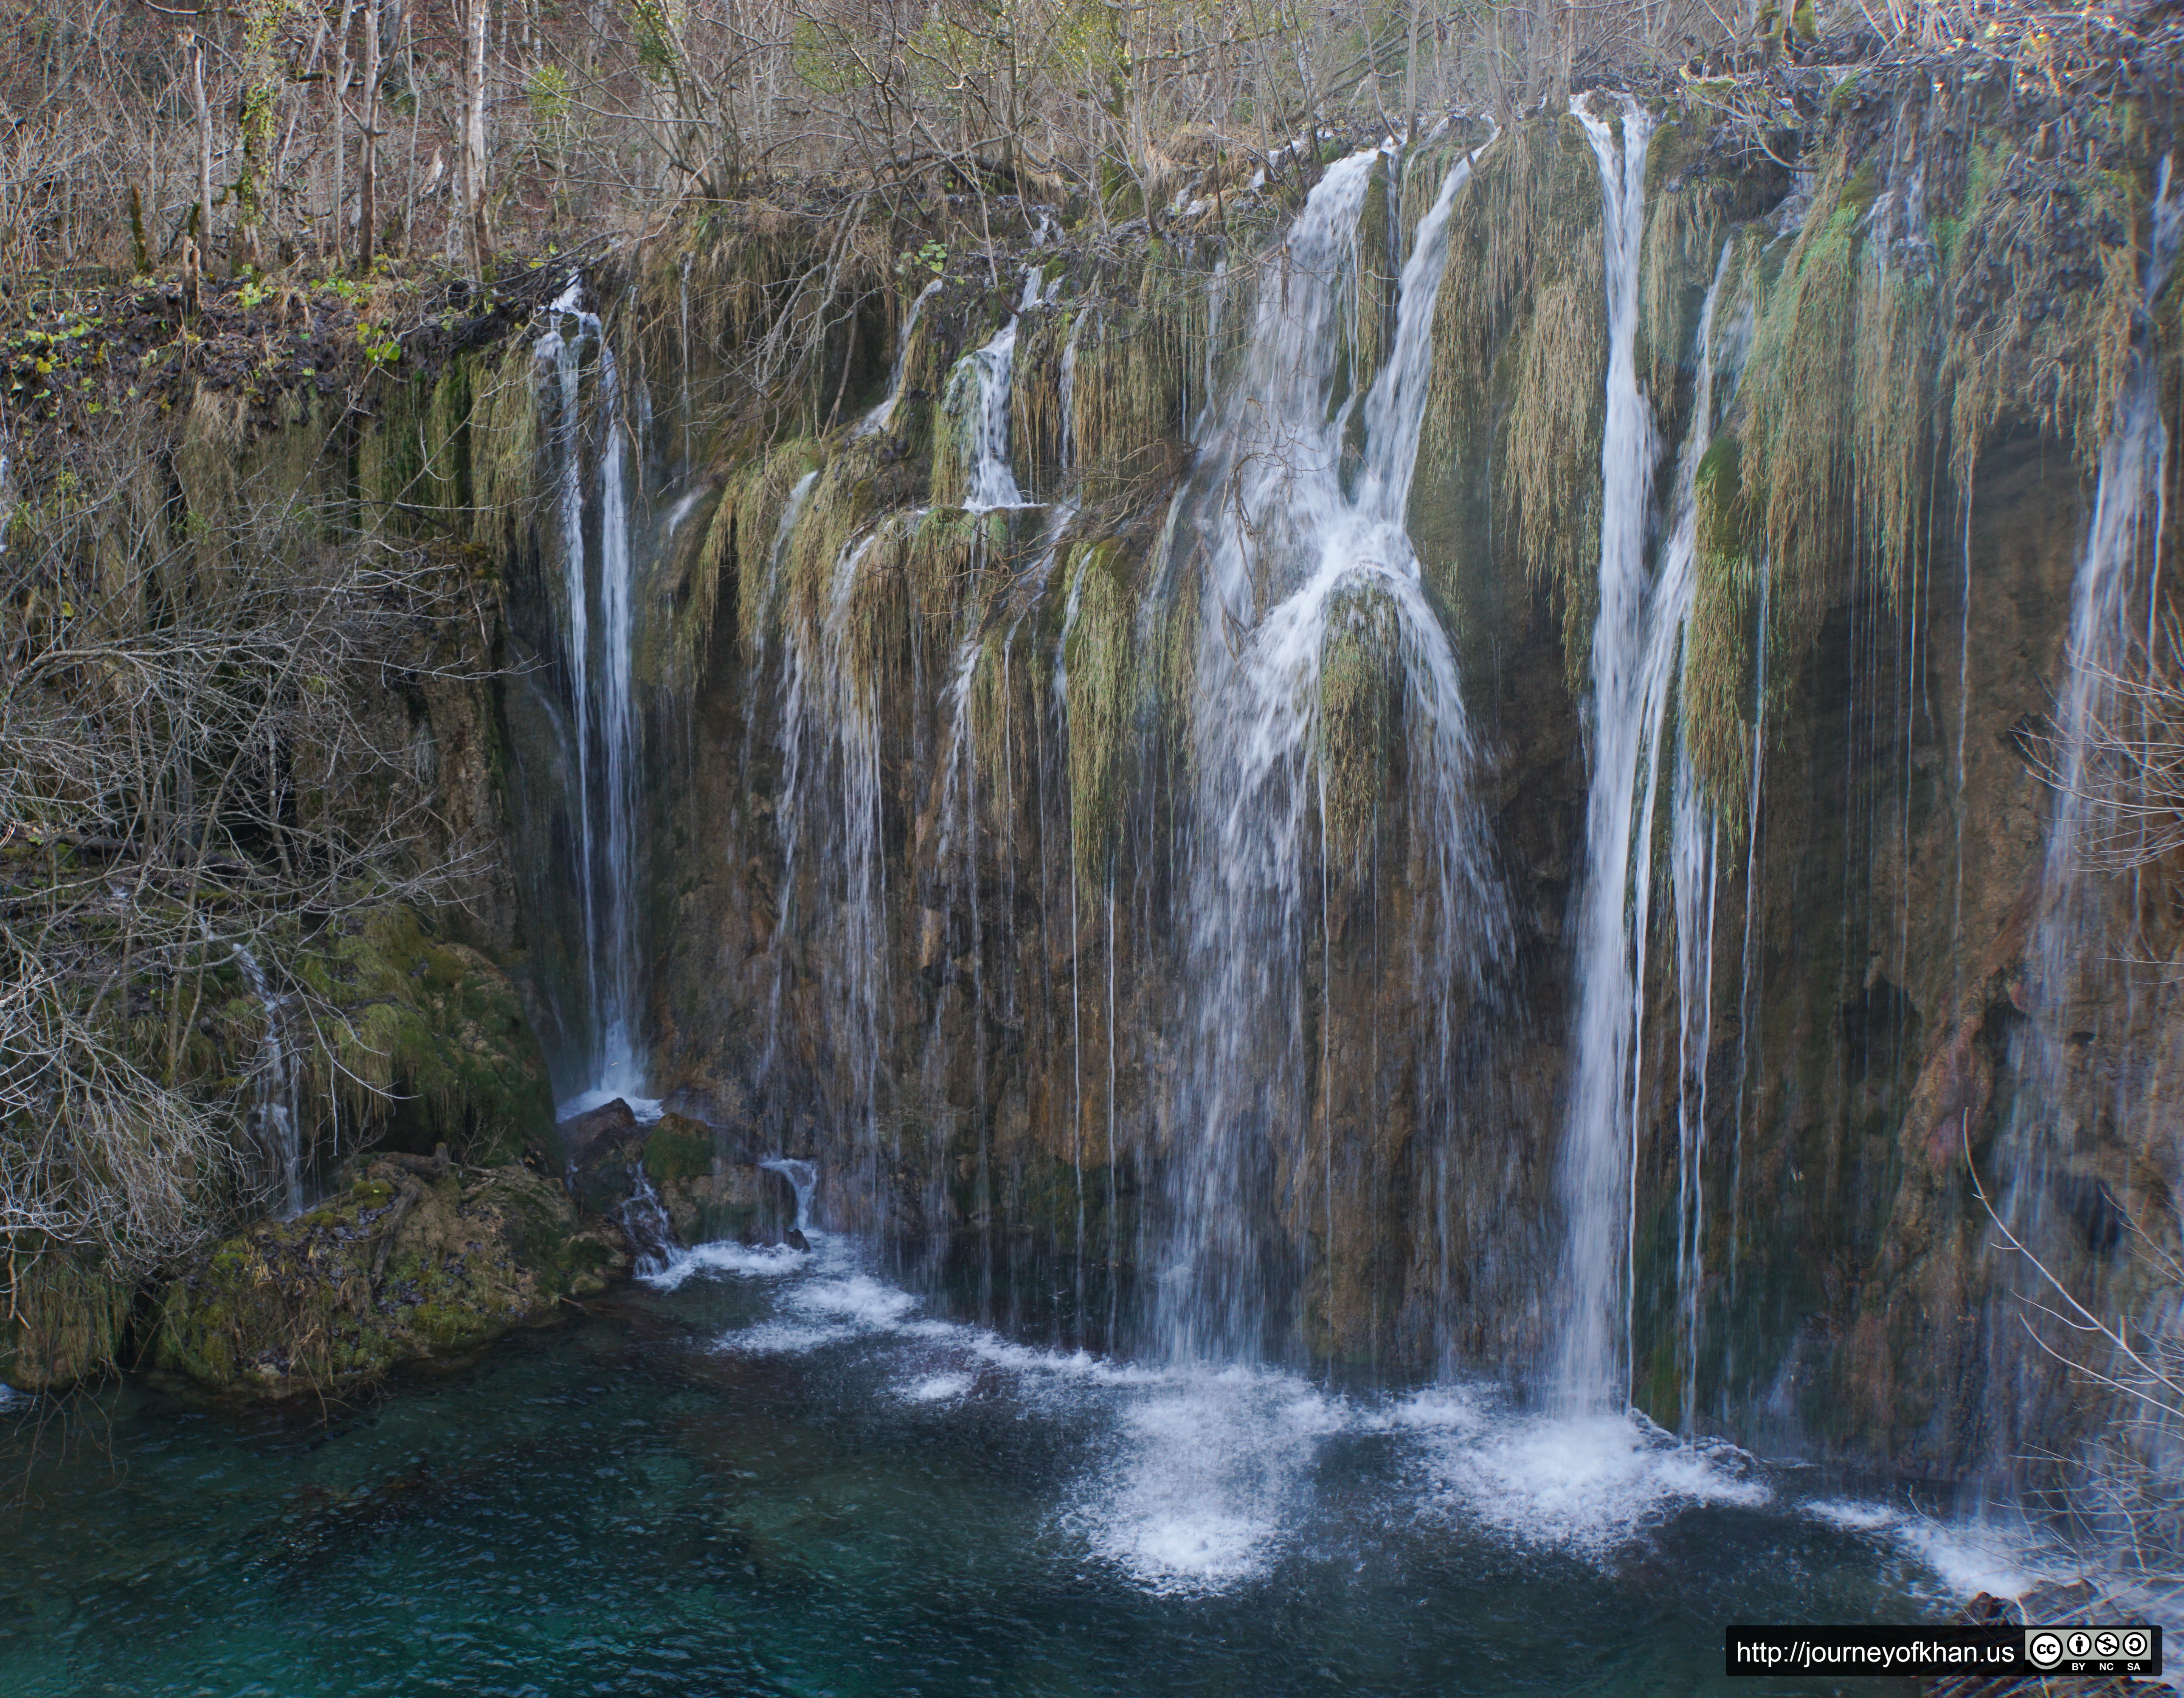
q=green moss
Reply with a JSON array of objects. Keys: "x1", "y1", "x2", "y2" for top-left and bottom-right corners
[
  {"x1": 1347, "y1": 158, "x2": 1395, "y2": 410},
  {"x1": 308, "y1": 905, "x2": 557, "y2": 1164},
  {"x1": 1316, "y1": 583, "x2": 1397, "y2": 865},
  {"x1": 155, "y1": 1159, "x2": 621, "y2": 1394},
  {"x1": 1838, "y1": 158, "x2": 1883, "y2": 220},
  {"x1": 644, "y1": 1114, "x2": 714, "y2": 1186}
]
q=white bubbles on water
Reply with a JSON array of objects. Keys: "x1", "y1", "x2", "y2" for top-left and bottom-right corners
[
  {"x1": 1801, "y1": 1497, "x2": 2058, "y2": 1602},
  {"x1": 658, "y1": 1234, "x2": 1889, "y2": 1599},
  {"x1": 720, "y1": 1268, "x2": 921, "y2": 1355},
  {"x1": 641, "y1": 1239, "x2": 808, "y2": 1291},
  {"x1": 659, "y1": 1234, "x2": 2081, "y2": 1611},
  {"x1": 1070, "y1": 1368, "x2": 1347, "y2": 1597},
  {"x1": 1401, "y1": 1402, "x2": 1770, "y2": 1555}
]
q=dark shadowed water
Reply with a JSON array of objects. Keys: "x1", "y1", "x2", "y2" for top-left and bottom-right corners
[{"x1": 0, "y1": 1233, "x2": 2042, "y2": 1696}]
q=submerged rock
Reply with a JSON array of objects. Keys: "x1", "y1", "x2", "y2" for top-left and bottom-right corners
[{"x1": 153, "y1": 1155, "x2": 627, "y2": 1396}]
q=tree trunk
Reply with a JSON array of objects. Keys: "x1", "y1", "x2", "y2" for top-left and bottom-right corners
[
  {"x1": 460, "y1": 0, "x2": 493, "y2": 278},
  {"x1": 237, "y1": 0, "x2": 281, "y2": 273},
  {"x1": 189, "y1": 33, "x2": 215, "y2": 272},
  {"x1": 330, "y1": 0, "x2": 357, "y2": 266},
  {"x1": 360, "y1": 0, "x2": 380, "y2": 270},
  {"x1": 1404, "y1": 0, "x2": 1422, "y2": 143}
]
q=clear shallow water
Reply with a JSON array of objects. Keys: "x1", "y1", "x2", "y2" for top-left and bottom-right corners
[{"x1": 0, "y1": 1236, "x2": 2040, "y2": 1697}]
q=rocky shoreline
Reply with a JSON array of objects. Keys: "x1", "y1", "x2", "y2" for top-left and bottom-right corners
[{"x1": 3, "y1": 1099, "x2": 794, "y2": 1402}]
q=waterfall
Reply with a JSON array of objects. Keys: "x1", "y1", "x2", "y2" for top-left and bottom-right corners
[
  {"x1": 754, "y1": 259, "x2": 1057, "y2": 1226},
  {"x1": 1554, "y1": 96, "x2": 1659, "y2": 1415},
  {"x1": 1990, "y1": 160, "x2": 2183, "y2": 1464},
  {"x1": 619, "y1": 1166, "x2": 675, "y2": 1274},
  {"x1": 767, "y1": 527, "x2": 892, "y2": 1157},
  {"x1": 232, "y1": 942, "x2": 303, "y2": 1218},
  {"x1": 2028, "y1": 160, "x2": 2182, "y2": 989},
  {"x1": 1158, "y1": 143, "x2": 1500, "y2": 1363},
  {"x1": 536, "y1": 278, "x2": 647, "y2": 1108},
  {"x1": 1661, "y1": 252, "x2": 1742, "y2": 1434},
  {"x1": 760, "y1": 1156, "x2": 819, "y2": 1233},
  {"x1": 955, "y1": 315, "x2": 1025, "y2": 511},
  {"x1": 856, "y1": 276, "x2": 943, "y2": 439}
]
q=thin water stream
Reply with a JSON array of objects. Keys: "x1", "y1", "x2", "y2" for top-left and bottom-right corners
[{"x1": 537, "y1": 276, "x2": 649, "y2": 1114}]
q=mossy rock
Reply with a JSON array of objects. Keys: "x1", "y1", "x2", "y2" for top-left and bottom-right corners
[
  {"x1": 302, "y1": 905, "x2": 558, "y2": 1165},
  {"x1": 644, "y1": 1113, "x2": 715, "y2": 1186},
  {"x1": 152, "y1": 1157, "x2": 625, "y2": 1396}
]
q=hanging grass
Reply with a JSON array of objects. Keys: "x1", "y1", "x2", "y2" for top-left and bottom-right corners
[
  {"x1": 1735, "y1": 162, "x2": 1861, "y2": 648},
  {"x1": 1010, "y1": 301, "x2": 1071, "y2": 498},
  {"x1": 1940, "y1": 146, "x2": 2142, "y2": 485},
  {"x1": 700, "y1": 437, "x2": 825, "y2": 659},
  {"x1": 1065, "y1": 536, "x2": 1139, "y2": 897},
  {"x1": 1423, "y1": 114, "x2": 1608, "y2": 686},
  {"x1": 1640, "y1": 179, "x2": 1725, "y2": 412},
  {"x1": 470, "y1": 342, "x2": 542, "y2": 556},
  {"x1": 0, "y1": 1246, "x2": 134, "y2": 1390},
  {"x1": 1068, "y1": 257, "x2": 1192, "y2": 506},
  {"x1": 1686, "y1": 431, "x2": 1763, "y2": 834},
  {"x1": 1853, "y1": 259, "x2": 1939, "y2": 606}
]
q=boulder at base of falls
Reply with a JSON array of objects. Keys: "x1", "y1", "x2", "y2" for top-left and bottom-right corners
[
  {"x1": 152, "y1": 1153, "x2": 627, "y2": 1396},
  {"x1": 643, "y1": 1113, "x2": 770, "y2": 1245},
  {"x1": 561, "y1": 1098, "x2": 649, "y2": 1219},
  {"x1": 560, "y1": 1101, "x2": 769, "y2": 1246}
]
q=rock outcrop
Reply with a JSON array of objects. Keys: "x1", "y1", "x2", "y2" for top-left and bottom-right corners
[{"x1": 153, "y1": 1153, "x2": 626, "y2": 1396}]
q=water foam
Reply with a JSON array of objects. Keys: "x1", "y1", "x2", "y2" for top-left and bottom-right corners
[
  {"x1": 1070, "y1": 1366, "x2": 1346, "y2": 1595},
  {"x1": 1801, "y1": 1498, "x2": 2059, "y2": 1601},
  {"x1": 661, "y1": 1234, "x2": 2042, "y2": 1604},
  {"x1": 641, "y1": 1239, "x2": 808, "y2": 1291},
  {"x1": 1413, "y1": 1407, "x2": 1769, "y2": 1553}
]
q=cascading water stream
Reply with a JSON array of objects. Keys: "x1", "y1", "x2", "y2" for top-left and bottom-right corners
[
  {"x1": 957, "y1": 313, "x2": 1027, "y2": 512},
  {"x1": 536, "y1": 278, "x2": 647, "y2": 1109},
  {"x1": 856, "y1": 276, "x2": 943, "y2": 439},
  {"x1": 2026, "y1": 158, "x2": 2182, "y2": 995},
  {"x1": 1987, "y1": 159, "x2": 2183, "y2": 1469},
  {"x1": 232, "y1": 942, "x2": 303, "y2": 1218},
  {"x1": 760, "y1": 1156, "x2": 819, "y2": 1233},
  {"x1": 1650, "y1": 248, "x2": 1741, "y2": 1434},
  {"x1": 1554, "y1": 95, "x2": 1658, "y2": 1415},
  {"x1": 766, "y1": 528, "x2": 892, "y2": 1163},
  {"x1": 1158, "y1": 143, "x2": 1500, "y2": 1364},
  {"x1": 760, "y1": 269, "x2": 1051, "y2": 1206}
]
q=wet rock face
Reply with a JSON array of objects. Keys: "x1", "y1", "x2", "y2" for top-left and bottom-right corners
[
  {"x1": 153, "y1": 1155, "x2": 627, "y2": 1396},
  {"x1": 444, "y1": 102, "x2": 2181, "y2": 1474}
]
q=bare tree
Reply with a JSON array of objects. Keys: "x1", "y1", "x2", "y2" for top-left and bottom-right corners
[{"x1": 1, "y1": 408, "x2": 495, "y2": 1288}]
